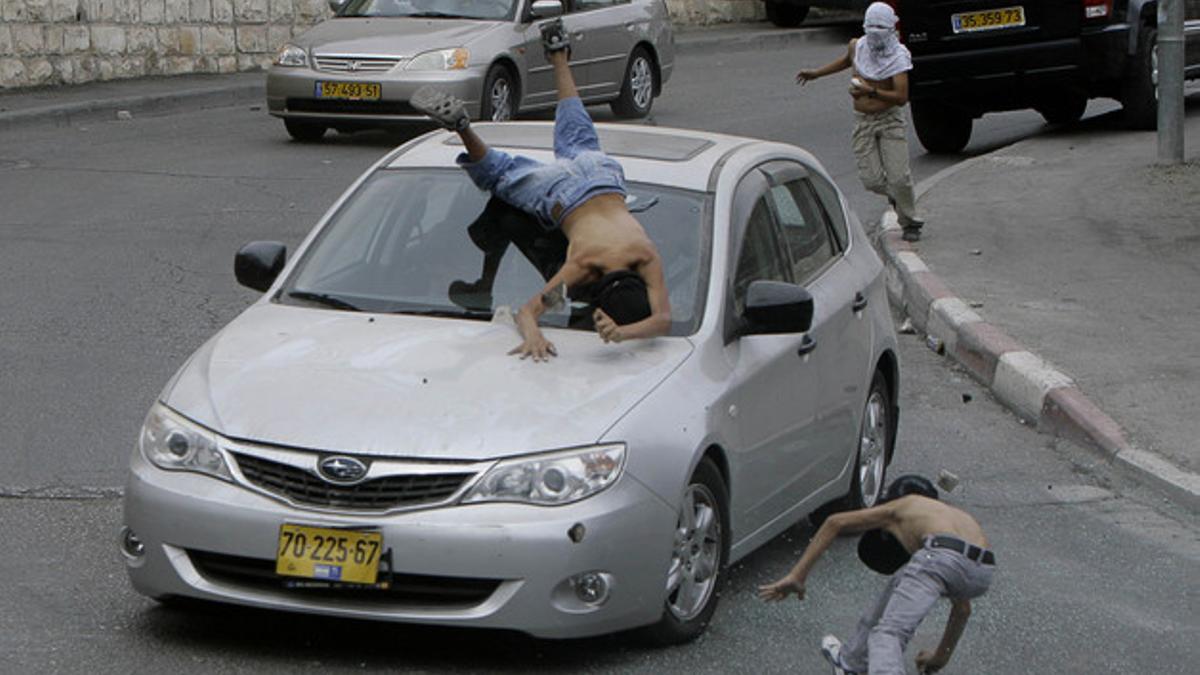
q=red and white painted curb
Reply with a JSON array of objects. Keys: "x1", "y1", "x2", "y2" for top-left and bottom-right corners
[{"x1": 876, "y1": 195, "x2": 1199, "y2": 512}]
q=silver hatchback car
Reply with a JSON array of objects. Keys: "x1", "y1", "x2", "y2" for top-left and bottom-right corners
[
  {"x1": 121, "y1": 123, "x2": 900, "y2": 643},
  {"x1": 266, "y1": 0, "x2": 675, "y2": 141}
]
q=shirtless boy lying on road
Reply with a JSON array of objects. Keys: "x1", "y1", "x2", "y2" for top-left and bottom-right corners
[
  {"x1": 411, "y1": 20, "x2": 670, "y2": 361},
  {"x1": 759, "y1": 475, "x2": 996, "y2": 674}
]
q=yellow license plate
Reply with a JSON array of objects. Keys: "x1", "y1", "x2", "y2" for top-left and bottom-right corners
[
  {"x1": 951, "y1": 6, "x2": 1026, "y2": 33},
  {"x1": 275, "y1": 524, "x2": 382, "y2": 584},
  {"x1": 315, "y1": 81, "x2": 382, "y2": 101}
]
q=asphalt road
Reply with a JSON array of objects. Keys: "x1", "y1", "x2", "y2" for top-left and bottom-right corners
[{"x1": 0, "y1": 26, "x2": 1193, "y2": 674}]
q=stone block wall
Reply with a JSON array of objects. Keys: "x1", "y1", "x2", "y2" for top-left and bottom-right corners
[
  {"x1": 0, "y1": 0, "x2": 331, "y2": 89},
  {"x1": 0, "y1": 0, "x2": 766, "y2": 90}
]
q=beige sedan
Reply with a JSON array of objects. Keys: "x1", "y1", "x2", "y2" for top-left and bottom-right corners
[{"x1": 266, "y1": 0, "x2": 675, "y2": 141}]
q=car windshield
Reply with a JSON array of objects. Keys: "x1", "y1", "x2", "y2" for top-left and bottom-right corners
[
  {"x1": 278, "y1": 168, "x2": 711, "y2": 336},
  {"x1": 336, "y1": 0, "x2": 518, "y2": 21}
]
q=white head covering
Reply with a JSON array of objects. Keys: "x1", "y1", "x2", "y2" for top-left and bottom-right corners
[{"x1": 854, "y1": 2, "x2": 912, "y2": 80}]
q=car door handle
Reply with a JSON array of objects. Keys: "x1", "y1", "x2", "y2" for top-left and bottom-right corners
[
  {"x1": 797, "y1": 334, "x2": 818, "y2": 357},
  {"x1": 853, "y1": 292, "x2": 868, "y2": 312}
]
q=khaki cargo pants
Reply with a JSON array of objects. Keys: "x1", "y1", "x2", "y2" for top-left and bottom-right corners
[{"x1": 851, "y1": 106, "x2": 920, "y2": 229}]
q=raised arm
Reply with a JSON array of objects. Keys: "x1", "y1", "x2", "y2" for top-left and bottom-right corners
[
  {"x1": 916, "y1": 598, "x2": 972, "y2": 673},
  {"x1": 510, "y1": 260, "x2": 590, "y2": 361},
  {"x1": 796, "y1": 39, "x2": 856, "y2": 84}
]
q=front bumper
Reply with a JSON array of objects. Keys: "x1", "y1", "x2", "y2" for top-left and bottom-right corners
[
  {"x1": 121, "y1": 449, "x2": 676, "y2": 639},
  {"x1": 266, "y1": 66, "x2": 487, "y2": 125}
]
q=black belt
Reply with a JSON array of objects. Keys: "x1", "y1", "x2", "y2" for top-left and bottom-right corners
[{"x1": 930, "y1": 535, "x2": 996, "y2": 565}]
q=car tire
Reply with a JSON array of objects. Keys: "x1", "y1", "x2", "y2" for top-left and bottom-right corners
[
  {"x1": 764, "y1": 1, "x2": 810, "y2": 28},
  {"x1": 809, "y1": 370, "x2": 893, "y2": 526},
  {"x1": 1035, "y1": 93, "x2": 1087, "y2": 126},
  {"x1": 480, "y1": 64, "x2": 517, "y2": 122},
  {"x1": 1122, "y1": 25, "x2": 1157, "y2": 130},
  {"x1": 912, "y1": 101, "x2": 972, "y2": 154},
  {"x1": 284, "y1": 119, "x2": 326, "y2": 142},
  {"x1": 641, "y1": 457, "x2": 727, "y2": 645},
  {"x1": 847, "y1": 370, "x2": 892, "y2": 510},
  {"x1": 610, "y1": 47, "x2": 657, "y2": 119}
]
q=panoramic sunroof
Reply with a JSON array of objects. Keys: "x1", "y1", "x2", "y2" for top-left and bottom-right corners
[{"x1": 444, "y1": 124, "x2": 714, "y2": 162}]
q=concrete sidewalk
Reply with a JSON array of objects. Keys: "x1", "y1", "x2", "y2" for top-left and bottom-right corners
[{"x1": 877, "y1": 105, "x2": 1200, "y2": 510}]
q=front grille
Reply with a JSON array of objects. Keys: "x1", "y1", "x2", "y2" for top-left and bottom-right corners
[
  {"x1": 189, "y1": 550, "x2": 502, "y2": 607},
  {"x1": 232, "y1": 452, "x2": 473, "y2": 511},
  {"x1": 313, "y1": 56, "x2": 402, "y2": 73},
  {"x1": 286, "y1": 98, "x2": 420, "y2": 116}
]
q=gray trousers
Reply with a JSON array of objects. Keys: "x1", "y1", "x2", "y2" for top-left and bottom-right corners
[
  {"x1": 841, "y1": 536, "x2": 995, "y2": 675},
  {"x1": 851, "y1": 107, "x2": 920, "y2": 229}
]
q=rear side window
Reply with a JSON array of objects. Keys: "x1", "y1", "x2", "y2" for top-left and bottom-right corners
[
  {"x1": 767, "y1": 180, "x2": 836, "y2": 285},
  {"x1": 807, "y1": 173, "x2": 849, "y2": 250}
]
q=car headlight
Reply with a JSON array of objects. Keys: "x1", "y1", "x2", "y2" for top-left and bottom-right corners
[
  {"x1": 406, "y1": 47, "x2": 470, "y2": 71},
  {"x1": 461, "y1": 444, "x2": 625, "y2": 506},
  {"x1": 139, "y1": 403, "x2": 233, "y2": 482},
  {"x1": 275, "y1": 44, "x2": 308, "y2": 67}
]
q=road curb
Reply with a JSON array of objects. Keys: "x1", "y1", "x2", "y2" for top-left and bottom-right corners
[
  {"x1": 876, "y1": 179, "x2": 1199, "y2": 512},
  {"x1": 0, "y1": 81, "x2": 263, "y2": 131}
]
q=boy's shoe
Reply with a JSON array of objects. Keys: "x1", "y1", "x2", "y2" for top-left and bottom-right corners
[
  {"x1": 900, "y1": 214, "x2": 924, "y2": 242},
  {"x1": 411, "y1": 86, "x2": 470, "y2": 131},
  {"x1": 540, "y1": 18, "x2": 571, "y2": 57},
  {"x1": 448, "y1": 279, "x2": 493, "y2": 311},
  {"x1": 820, "y1": 635, "x2": 863, "y2": 675}
]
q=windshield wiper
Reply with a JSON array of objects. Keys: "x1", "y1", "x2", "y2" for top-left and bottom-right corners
[
  {"x1": 390, "y1": 307, "x2": 491, "y2": 320},
  {"x1": 286, "y1": 290, "x2": 362, "y2": 312},
  {"x1": 403, "y1": 11, "x2": 470, "y2": 18}
]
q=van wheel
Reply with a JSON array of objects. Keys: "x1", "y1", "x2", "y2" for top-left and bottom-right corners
[
  {"x1": 642, "y1": 458, "x2": 727, "y2": 645},
  {"x1": 611, "y1": 47, "x2": 657, "y2": 118},
  {"x1": 765, "y1": 1, "x2": 810, "y2": 28},
  {"x1": 1122, "y1": 25, "x2": 1157, "y2": 130},
  {"x1": 912, "y1": 101, "x2": 972, "y2": 154}
]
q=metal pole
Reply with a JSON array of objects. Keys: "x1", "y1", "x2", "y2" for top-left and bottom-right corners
[{"x1": 1157, "y1": 0, "x2": 1185, "y2": 164}]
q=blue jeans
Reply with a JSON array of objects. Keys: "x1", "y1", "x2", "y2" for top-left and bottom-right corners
[{"x1": 457, "y1": 97, "x2": 627, "y2": 229}]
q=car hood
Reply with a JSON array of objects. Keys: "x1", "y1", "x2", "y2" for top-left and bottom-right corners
[
  {"x1": 163, "y1": 304, "x2": 692, "y2": 461},
  {"x1": 296, "y1": 18, "x2": 504, "y2": 57}
]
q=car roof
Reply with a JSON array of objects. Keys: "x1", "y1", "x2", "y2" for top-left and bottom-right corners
[{"x1": 385, "y1": 122, "x2": 764, "y2": 192}]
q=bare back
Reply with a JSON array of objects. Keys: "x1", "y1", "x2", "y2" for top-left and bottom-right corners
[
  {"x1": 885, "y1": 495, "x2": 989, "y2": 553},
  {"x1": 560, "y1": 193, "x2": 658, "y2": 280}
]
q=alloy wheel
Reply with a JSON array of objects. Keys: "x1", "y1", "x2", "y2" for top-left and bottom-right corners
[
  {"x1": 488, "y1": 77, "x2": 513, "y2": 121},
  {"x1": 858, "y1": 389, "x2": 888, "y2": 508},
  {"x1": 630, "y1": 57, "x2": 653, "y2": 112},
  {"x1": 665, "y1": 482, "x2": 721, "y2": 621}
]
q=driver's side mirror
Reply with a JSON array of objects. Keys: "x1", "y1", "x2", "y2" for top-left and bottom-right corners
[
  {"x1": 731, "y1": 280, "x2": 814, "y2": 340},
  {"x1": 327, "y1": 0, "x2": 346, "y2": 13},
  {"x1": 235, "y1": 241, "x2": 287, "y2": 292},
  {"x1": 529, "y1": 0, "x2": 564, "y2": 20}
]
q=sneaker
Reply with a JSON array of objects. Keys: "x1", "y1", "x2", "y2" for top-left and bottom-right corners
[
  {"x1": 901, "y1": 227, "x2": 922, "y2": 242},
  {"x1": 448, "y1": 279, "x2": 493, "y2": 311},
  {"x1": 540, "y1": 18, "x2": 571, "y2": 56},
  {"x1": 820, "y1": 635, "x2": 863, "y2": 675},
  {"x1": 411, "y1": 86, "x2": 470, "y2": 131}
]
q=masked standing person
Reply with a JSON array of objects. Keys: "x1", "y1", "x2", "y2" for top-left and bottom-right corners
[{"x1": 796, "y1": 2, "x2": 925, "y2": 241}]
